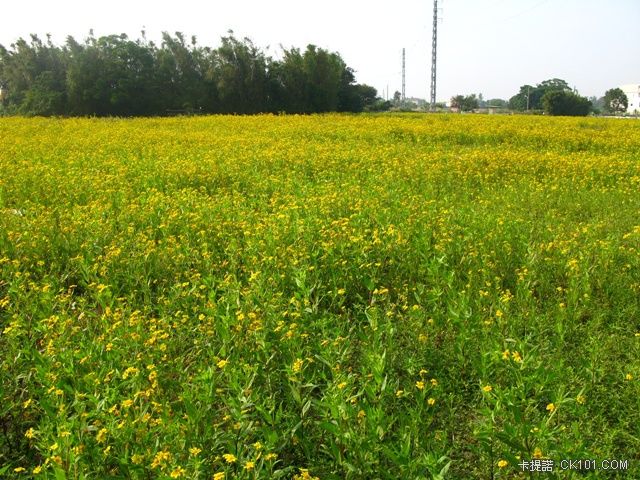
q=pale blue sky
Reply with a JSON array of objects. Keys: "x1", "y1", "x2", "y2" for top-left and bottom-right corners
[{"x1": 3, "y1": 0, "x2": 639, "y2": 102}]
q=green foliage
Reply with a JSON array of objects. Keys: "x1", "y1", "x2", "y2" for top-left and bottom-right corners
[
  {"x1": 450, "y1": 94, "x2": 479, "y2": 112},
  {"x1": 0, "y1": 32, "x2": 379, "y2": 116},
  {"x1": 0, "y1": 35, "x2": 67, "y2": 116},
  {"x1": 542, "y1": 90, "x2": 592, "y2": 116},
  {"x1": 509, "y1": 78, "x2": 572, "y2": 112},
  {"x1": 602, "y1": 88, "x2": 628, "y2": 114}
]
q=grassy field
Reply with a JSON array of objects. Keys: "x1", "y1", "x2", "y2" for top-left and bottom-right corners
[{"x1": 1, "y1": 114, "x2": 639, "y2": 479}]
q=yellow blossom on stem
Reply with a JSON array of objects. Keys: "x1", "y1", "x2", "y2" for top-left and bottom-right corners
[{"x1": 223, "y1": 453, "x2": 237, "y2": 464}]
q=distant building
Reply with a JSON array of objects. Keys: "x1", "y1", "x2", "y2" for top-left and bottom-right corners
[{"x1": 620, "y1": 84, "x2": 640, "y2": 114}]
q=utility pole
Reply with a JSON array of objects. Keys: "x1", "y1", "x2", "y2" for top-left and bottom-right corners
[
  {"x1": 430, "y1": 0, "x2": 439, "y2": 111},
  {"x1": 402, "y1": 48, "x2": 406, "y2": 103}
]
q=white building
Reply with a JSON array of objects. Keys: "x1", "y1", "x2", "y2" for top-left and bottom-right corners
[{"x1": 620, "y1": 84, "x2": 640, "y2": 114}]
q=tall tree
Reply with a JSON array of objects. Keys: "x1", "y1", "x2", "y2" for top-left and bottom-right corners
[
  {"x1": 212, "y1": 33, "x2": 270, "y2": 114},
  {"x1": 602, "y1": 88, "x2": 628, "y2": 114}
]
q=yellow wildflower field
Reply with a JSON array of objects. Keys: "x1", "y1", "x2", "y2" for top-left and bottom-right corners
[{"x1": 1, "y1": 114, "x2": 639, "y2": 478}]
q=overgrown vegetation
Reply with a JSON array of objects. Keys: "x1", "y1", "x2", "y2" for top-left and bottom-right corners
[{"x1": 1, "y1": 114, "x2": 639, "y2": 478}]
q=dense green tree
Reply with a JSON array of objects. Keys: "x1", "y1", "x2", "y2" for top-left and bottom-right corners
[
  {"x1": 541, "y1": 90, "x2": 591, "y2": 116},
  {"x1": 602, "y1": 88, "x2": 628, "y2": 114},
  {"x1": 269, "y1": 47, "x2": 307, "y2": 113},
  {"x1": 337, "y1": 67, "x2": 377, "y2": 113},
  {"x1": 212, "y1": 33, "x2": 269, "y2": 114},
  {"x1": 450, "y1": 94, "x2": 478, "y2": 112},
  {"x1": 509, "y1": 78, "x2": 572, "y2": 112},
  {"x1": 450, "y1": 95, "x2": 464, "y2": 110},
  {"x1": 154, "y1": 32, "x2": 210, "y2": 113},
  {"x1": 303, "y1": 45, "x2": 344, "y2": 112},
  {"x1": 66, "y1": 34, "x2": 157, "y2": 116},
  {"x1": 0, "y1": 35, "x2": 67, "y2": 115}
]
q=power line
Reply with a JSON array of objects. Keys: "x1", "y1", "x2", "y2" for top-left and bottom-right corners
[{"x1": 502, "y1": 0, "x2": 551, "y2": 22}]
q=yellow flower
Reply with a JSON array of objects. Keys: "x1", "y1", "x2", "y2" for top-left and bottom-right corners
[
  {"x1": 511, "y1": 351, "x2": 522, "y2": 363},
  {"x1": 150, "y1": 451, "x2": 171, "y2": 469},
  {"x1": 430, "y1": 378, "x2": 438, "y2": 387},
  {"x1": 533, "y1": 447, "x2": 543, "y2": 459},
  {"x1": 96, "y1": 428, "x2": 108, "y2": 443},
  {"x1": 213, "y1": 472, "x2": 225, "y2": 480},
  {"x1": 170, "y1": 467, "x2": 186, "y2": 478},
  {"x1": 217, "y1": 359, "x2": 228, "y2": 369},
  {"x1": 416, "y1": 381, "x2": 425, "y2": 390},
  {"x1": 253, "y1": 442, "x2": 263, "y2": 450},
  {"x1": 576, "y1": 394, "x2": 586, "y2": 404},
  {"x1": 546, "y1": 403, "x2": 556, "y2": 413},
  {"x1": 501, "y1": 349, "x2": 510, "y2": 360},
  {"x1": 189, "y1": 447, "x2": 202, "y2": 456},
  {"x1": 428, "y1": 397, "x2": 436, "y2": 406},
  {"x1": 24, "y1": 428, "x2": 36, "y2": 439},
  {"x1": 131, "y1": 454, "x2": 144, "y2": 464},
  {"x1": 625, "y1": 373, "x2": 633, "y2": 381},
  {"x1": 32, "y1": 466, "x2": 43, "y2": 474},
  {"x1": 264, "y1": 453, "x2": 278, "y2": 461},
  {"x1": 482, "y1": 385, "x2": 492, "y2": 392},
  {"x1": 292, "y1": 358, "x2": 304, "y2": 373},
  {"x1": 14, "y1": 467, "x2": 26, "y2": 473},
  {"x1": 395, "y1": 390, "x2": 404, "y2": 397},
  {"x1": 497, "y1": 460, "x2": 508, "y2": 468},
  {"x1": 223, "y1": 453, "x2": 237, "y2": 464},
  {"x1": 244, "y1": 461, "x2": 255, "y2": 471}
]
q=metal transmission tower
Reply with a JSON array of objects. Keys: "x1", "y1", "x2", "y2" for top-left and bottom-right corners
[
  {"x1": 430, "y1": 0, "x2": 439, "y2": 110},
  {"x1": 402, "y1": 48, "x2": 406, "y2": 102}
]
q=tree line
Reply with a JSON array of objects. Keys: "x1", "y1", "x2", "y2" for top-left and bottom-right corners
[
  {"x1": 507, "y1": 78, "x2": 590, "y2": 115},
  {"x1": 0, "y1": 32, "x2": 381, "y2": 116},
  {"x1": 451, "y1": 78, "x2": 630, "y2": 116}
]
